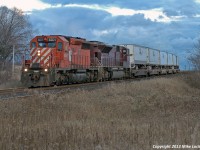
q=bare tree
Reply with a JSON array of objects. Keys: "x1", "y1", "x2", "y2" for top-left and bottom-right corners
[
  {"x1": 188, "y1": 39, "x2": 200, "y2": 71},
  {"x1": 0, "y1": 6, "x2": 33, "y2": 69}
]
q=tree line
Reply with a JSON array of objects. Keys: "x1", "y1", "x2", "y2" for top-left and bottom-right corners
[
  {"x1": 188, "y1": 39, "x2": 200, "y2": 70},
  {"x1": 0, "y1": 6, "x2": 33, "y2": 70}
]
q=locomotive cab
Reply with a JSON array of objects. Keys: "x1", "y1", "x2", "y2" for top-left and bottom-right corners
[{"x1": 29, "y1": 35, "x2": 68, "y2": 69}]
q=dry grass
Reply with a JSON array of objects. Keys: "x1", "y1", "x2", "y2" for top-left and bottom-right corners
[
  {"x1": 0, "y1": 65, "x2": 22, "y2": 89},
  {"x1": 180, "y1": 71, "x2": 200, "y2": 89},
  {"x1": 0, "y1": 73, "x2": 200, "y2": 149}
]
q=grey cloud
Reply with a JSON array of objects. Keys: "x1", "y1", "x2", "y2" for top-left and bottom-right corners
[{"x1": 30, "y1": 0, "x2": 200, "y2": 69}]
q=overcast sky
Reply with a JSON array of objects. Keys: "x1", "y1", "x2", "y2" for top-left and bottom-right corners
[{"x1": 1, "y1": 0, "x2": 200, "y2": 69}]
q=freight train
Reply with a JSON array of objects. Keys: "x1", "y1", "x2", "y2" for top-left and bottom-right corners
[{"x1": 21, "y1": 35, "x2": 179, "y2": 87}]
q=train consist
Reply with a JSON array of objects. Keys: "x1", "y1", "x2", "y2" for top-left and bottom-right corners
[{"x1": 21, "y1": 35, "x2": 179, "y2": 87}]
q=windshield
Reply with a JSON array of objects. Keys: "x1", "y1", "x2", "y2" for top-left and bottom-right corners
[
  {"x1": 38, "y1": 42, "x2": 46, "y2": 47},
  {"x1": 38, "y1": 42, "x2": 56, "y2": 48}
]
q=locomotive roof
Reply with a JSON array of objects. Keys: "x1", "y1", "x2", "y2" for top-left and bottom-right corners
[
  {"x1": 89, "y1": 41, "x2": 105, "y2": 44},
  {"x1": 36, "y1": 35, "x2": 86, "y2": 41},
  {"x1": 120, "y1": 43, "x2": 149, "y2": 49}
]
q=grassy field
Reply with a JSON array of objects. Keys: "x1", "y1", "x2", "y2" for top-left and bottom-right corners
[{"x1": 0, "y1": 73, "x2": 200, "y2": 149}]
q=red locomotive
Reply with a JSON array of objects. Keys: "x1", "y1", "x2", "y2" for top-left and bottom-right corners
[
  {"x1": 21, "y1": 35, "x2": 179, "y2": 87},
  {"x1": 21, "y1": 35, "x2": 129, "y2": 87}
]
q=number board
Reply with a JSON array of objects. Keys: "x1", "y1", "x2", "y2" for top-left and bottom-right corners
[
  {"x1": 37, "y1": 38, "x2": 44, "y2": 42},
  {"x1": 48, "y1": 38, "x2": 57, "y2": 42}
]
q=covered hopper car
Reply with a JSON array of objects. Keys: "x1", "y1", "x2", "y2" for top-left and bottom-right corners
[{"x1": 21, "y1": 35, "x2": 179, "y2": 87}]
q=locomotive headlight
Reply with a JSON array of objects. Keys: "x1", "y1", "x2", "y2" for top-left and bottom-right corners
[
  {"x1": 24, "y1": 68, "x2": 28, "y2": 72},
  {"x1": 44, "y1": 68, "x2": 48, "y2": 72},
  {"x1": 37, "y1": 50, "x2": 41, "y2": 56}
]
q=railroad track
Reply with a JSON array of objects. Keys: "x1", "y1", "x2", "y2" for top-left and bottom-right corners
[
  {"x1": 0, "y1": 87, "x2": 30, "y2": 99},
  {"x1": 0, "y1": 72, "x2": 186, "y2": 100},
  {"x1": 0, "y1": 81, "x2": 112, "y2": 100}
]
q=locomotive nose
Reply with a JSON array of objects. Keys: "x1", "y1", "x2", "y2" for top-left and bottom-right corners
[{"x1": 30, "y1": 71, "x2": 40, "y2": 83}]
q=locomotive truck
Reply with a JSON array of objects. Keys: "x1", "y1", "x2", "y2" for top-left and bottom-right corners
[{"x1": 21, "y1": 35, "x2": 179, "y2": 87}]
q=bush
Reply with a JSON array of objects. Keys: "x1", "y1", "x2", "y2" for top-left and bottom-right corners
[
  {"x1": 0, "y1": 64, "x2": 12, "y2": 84},
  {"x1": 0, "y1": 63, "x2": 22, "y2": 88},
  {"x1": 180, "y1": 71, "x2": 200, "y2": 89}
]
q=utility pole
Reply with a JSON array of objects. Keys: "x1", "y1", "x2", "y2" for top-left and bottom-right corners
[{"x1": 12, "y1": 45, "x2": 15, "y2": 78}]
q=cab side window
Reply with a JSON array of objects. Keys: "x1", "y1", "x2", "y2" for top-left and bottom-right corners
[
  {"x1": 48, "y1": 42, "x2": 56, "y2": 48},
  {"x1": 31, "y1": 42, "x2": 36, "y2": 48},
  {"x1": 58, "y1": 42, "x2": 63, "y2": 51}
]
